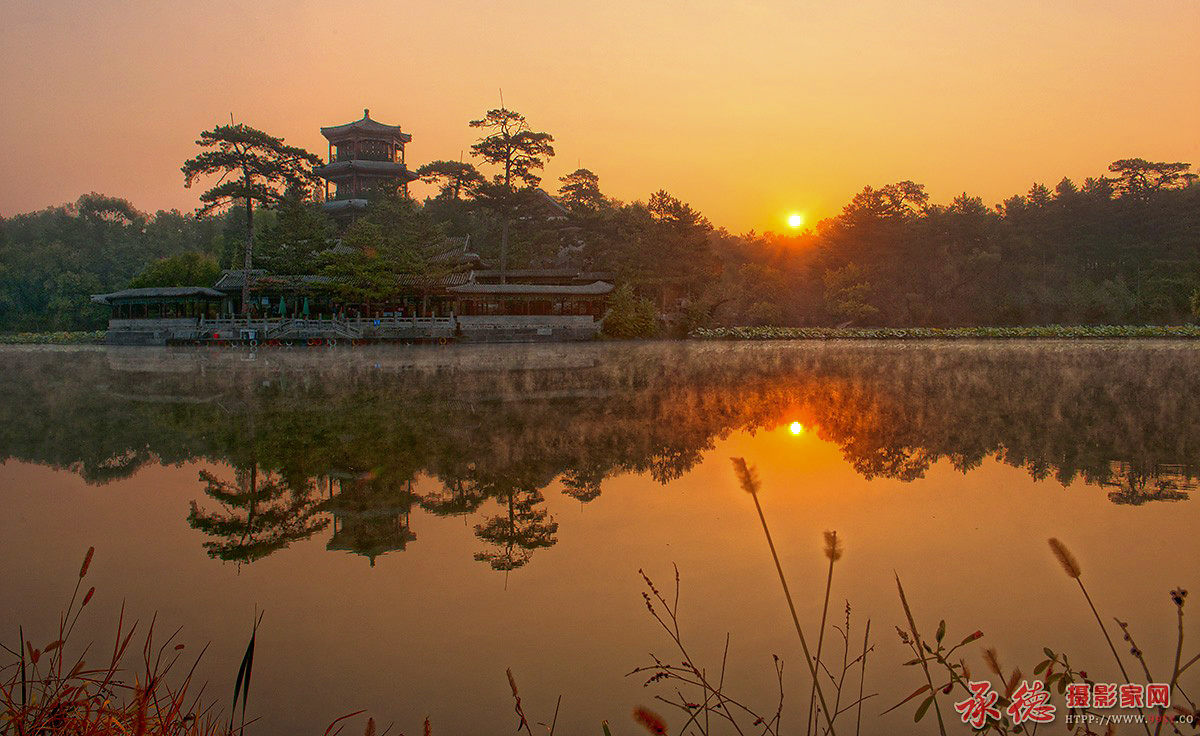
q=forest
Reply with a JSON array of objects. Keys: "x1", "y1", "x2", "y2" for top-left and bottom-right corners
[{"x1": 0, "y1": 107, "x2": 1197, "y2": 333}]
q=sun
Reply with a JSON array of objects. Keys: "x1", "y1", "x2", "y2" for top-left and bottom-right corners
[
  {"x1": 789, "y1": 421, "x2": 804, "y2": 435},
  {"x1": 787, "y1": 213, "x2": 804, "y2": 228}
]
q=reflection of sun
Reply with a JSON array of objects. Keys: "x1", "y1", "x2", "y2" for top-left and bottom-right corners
[
  {"x1": 787, "y1": 213, "x2": 804, "y2": 228},
  {"x1": 789, "y1": 421, "x2": 804, "y2": 435}
]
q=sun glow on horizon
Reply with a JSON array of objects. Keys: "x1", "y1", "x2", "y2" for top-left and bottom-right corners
[{"x1": 787, "y1": 213, "x2": 805, "y2": 228}]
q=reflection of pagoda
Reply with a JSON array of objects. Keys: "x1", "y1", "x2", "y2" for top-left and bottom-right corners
[
  {"x1": 322, "y1": 474, "x2": 417, "y2": 566},
  {"x1": 314, "y1": 109, "x2": 419, "y2": 218}
]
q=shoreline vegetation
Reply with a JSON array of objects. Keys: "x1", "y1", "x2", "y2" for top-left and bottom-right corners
[
  {"x1": 5, "y1": 325, "x2": 1200, "y2": 346},
  {"x1": 690, "y1": 325, "x2": 1200, "y2": 340},
  {"x1": 0, "y1": 331, "x2": 106, "y2": 345},
  {"x1": 629, "y1": 459, "x2": 1197, "y2": 736}
]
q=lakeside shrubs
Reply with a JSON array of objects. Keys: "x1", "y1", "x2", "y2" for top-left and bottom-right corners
[
  {"x1": 0, "y1": 331, "x2": 105, "y2": 345},
  {"x1": 602, "y1": 284, "x2": 657, "y2": 338},
  {"x1": 691, "y1": 325, "x2": 1200, "y2": 340}
]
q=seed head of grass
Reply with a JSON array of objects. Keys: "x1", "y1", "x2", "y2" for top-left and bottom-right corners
[
  {"x1": 1004, "y1": 669, "x2": 1023, "y2": 698},
  {"x1": 984, "y1": 648, "x2": 1002, "y2": 677},
  {"x1": 79, "y1": 546, "x2": 94, "y2": 578},
  {"x1": 824, "y1": 531, "x2": 842, "y2": 562},
  {"x1": 1048, "y1": 538, "x2": 1081, "y2": 579},
  {"x1": 730, "y1": 457, "x2": 760, "y2": 495},
  {"x1": 633, "y1": 706, "x2": 668, "y2": 735}
]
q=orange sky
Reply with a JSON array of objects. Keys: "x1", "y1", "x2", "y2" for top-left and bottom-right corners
[{"x1": 2, "y1": 0, "x2": 1198, "y2": 233}]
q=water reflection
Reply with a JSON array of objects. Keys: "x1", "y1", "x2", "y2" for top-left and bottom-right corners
[
  {"x1": 189, "y1": 466, "x2": 328, "y2": 564},
  {"x1": 1, "y1": 341, "x2": 1196, "y2": 568}
]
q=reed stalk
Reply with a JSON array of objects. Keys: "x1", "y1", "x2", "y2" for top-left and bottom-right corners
[
  {"x1": 731, "y1": 457, "x2": 837, "y2": 736},
  {"x1": 855, "y1": 620, "x2": 869, "y2": 736},
  {"x1": 1048, "y1": 538, "x2": 1151, "y2": 736},
  {"x1": 1153, "y1": 597, "x2": 1187, "y2": 736},
  {"x1": 806, "y1": 532, "x2": 842, "y2": 736}
]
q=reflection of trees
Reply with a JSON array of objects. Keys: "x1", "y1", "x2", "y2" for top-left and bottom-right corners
[
  {"x1": 420, "y1": 477, "x2": 491, "y2": 516},
  {"x1": 473, "y1": 487, "x2": 559, "y2": 571},
  {"x1": 561, "y1": 466, "x2": 605, "y2": 503},
  {"x1": 188, "y1": 465, "x2": 329, "y2": 564},
  {"x1": 5, "y1": 342, "x2": 1200, "y2": 567}
]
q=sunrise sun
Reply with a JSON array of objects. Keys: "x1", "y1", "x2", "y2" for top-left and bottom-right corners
[{"x1": 787, "y1": 213, "x2": 804, "y2": 228}]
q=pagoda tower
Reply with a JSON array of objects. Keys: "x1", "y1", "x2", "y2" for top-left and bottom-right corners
[{"x1": 315, "y1": 109, "x2": 418, "y2": 216}]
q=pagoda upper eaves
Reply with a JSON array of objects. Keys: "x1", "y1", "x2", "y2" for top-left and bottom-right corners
[{"x1": 320, "y1": 108, "x2": 412, "y2": 143}]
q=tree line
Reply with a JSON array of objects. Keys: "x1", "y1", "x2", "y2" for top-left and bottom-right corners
[{"x1": 1, "y1": 105, "x2": 1196, "y2": 331}]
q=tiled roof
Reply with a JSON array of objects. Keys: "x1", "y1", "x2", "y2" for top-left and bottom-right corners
[
  {"x1": 212, "y1": 270, "x2": 267, "y2": 290},
  {"x1": 320, "y1": 110, "x2": 412, "y2": 142},
  {"x1": 395, "y1": 272, "x2": 472, "y2": 288},
  {"x1": 449, "y1": 281, "x2": 614, "y2": 296},
  {"x1": 91, "y1": 286, "x2": 225, "y2": 304}
]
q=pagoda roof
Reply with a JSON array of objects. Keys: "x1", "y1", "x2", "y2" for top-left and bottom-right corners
[
  {"x1": 321, "y1": 109, "x2": 412, "y2": 142},
  {"x1": 314, "y1": 160, "x2": 418, "y2": 180},
  {"x1": 91, "y1": 286, "x2": 225, "y2": 304},
  {"x1": 212, "y1": 269, "x2": 267, "y2": 291},
  {"x1": 213, "y1": 268, "x2": 470, "y2": 292},
  {"x1": 395, "y1": 271, "x2": 472, "y2": 288},
  {"x1": 470, "y1": 268, "x2": 615, "y2": 282},
  {"x1": 321, "y1": 199, "x2": 370, "y2": 213},
  {"x1": 449, "y1": 281, "x2": 614, "y2": 296},
  {"x1": 429, "y1": 236, "x2": 485, "y2": 267}
]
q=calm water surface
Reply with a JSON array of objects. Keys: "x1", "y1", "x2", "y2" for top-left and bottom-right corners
[{"x1": 1, "y1": 341, "x2": 1197, "y2": 734}]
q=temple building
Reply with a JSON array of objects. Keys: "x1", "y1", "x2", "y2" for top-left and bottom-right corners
[
  {"x1": 93, "y1": 266, "x2": 614, "y2": 344},
  {"x1": 91, "y1": 112, "x2": 619, "y2": 344},
  {"x1": 315, "y1": 109, "x2": 418, "y2": 217}
]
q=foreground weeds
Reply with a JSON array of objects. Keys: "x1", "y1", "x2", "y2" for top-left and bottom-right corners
[
  {"x1": 0, "y1": 547, "x2": 229, "y2": 735},
  {"x1": 0, "y1": 548, "x2": 390, "y2": 736},
  {"x1": 631, "y1": 458, "x2": 1199, "y2": 736},
  {"x1": 8, "y1": 481, "x2": 1197, "y2": 735}
]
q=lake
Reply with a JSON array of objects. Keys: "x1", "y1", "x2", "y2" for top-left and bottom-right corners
[{"x1": 1, "y1": 340, "x2": 1196, "y2": 734}]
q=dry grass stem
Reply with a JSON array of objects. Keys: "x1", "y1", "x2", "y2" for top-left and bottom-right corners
[{"x1": 729, "y1": 457, "x2": 838, "y2": 736}]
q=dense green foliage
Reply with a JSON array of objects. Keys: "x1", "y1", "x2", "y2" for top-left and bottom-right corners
[
  {"x1": 2, "y1": 107, "x2": 1196, "y2": 333},
  {"x1": 423, "y1": 143, "x2": 1200, "y2": 328},
  {"x1": 0, "y1": 331, "x2": 105, "y2": 344},
  {"x1": 0, "y1": 195, "x2": 228, "y2": 330},
  {"x1": 128, "y1": 251, "x2": 222, "y2": 288},
  {"x1": 601, "y1": 284, "x2": 656, "y2": 338},
  {"x1": 321, "y1": 194, "x2": 453, "y2": 305},
  {"x1": 715, "y1": 161, "x2": 1200, "y2": 327}
]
